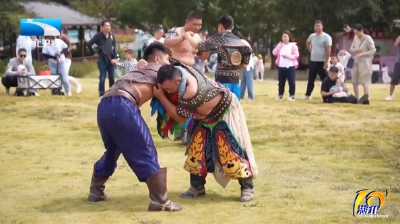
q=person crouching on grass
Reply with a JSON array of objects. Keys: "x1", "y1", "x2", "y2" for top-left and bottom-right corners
[{"x1": 321, "y1": 66, "x2": 369, "y2": 104}]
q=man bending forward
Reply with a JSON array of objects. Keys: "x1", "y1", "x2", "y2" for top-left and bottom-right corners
[
  {"x1": 87, "y1": 43, "x2": 181, "y2": 212},
  {"x1": 154, "y1": 64, "x2": 258, "y2": 202}
]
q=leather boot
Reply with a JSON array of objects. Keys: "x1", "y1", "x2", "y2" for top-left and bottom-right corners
[
  {"x1": 87, "y1": 169, "x2": 110, "y2": 203},
  {"x1": 146, "y1": 168, "x2": 181, "y2": 211},
  {"x1": 238, "y1": 177, "x2": 254, "y2": 202}
]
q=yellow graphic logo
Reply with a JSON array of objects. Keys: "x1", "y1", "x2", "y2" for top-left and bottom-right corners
[{"x1": 353, "y1": 189, "x2": 391, "y2": 218}]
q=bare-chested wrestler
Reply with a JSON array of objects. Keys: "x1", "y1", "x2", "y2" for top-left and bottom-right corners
[
  {"x1": 163, "y1": 11, "x2": 203, "y2": 68},
  {"x1": 87, "y1": 42, "x2": 181, "y2": 212}
]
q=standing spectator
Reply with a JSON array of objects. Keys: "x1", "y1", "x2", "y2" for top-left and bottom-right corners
[
  {"x1": 272, "y1": 30, "x2": 299, "y2": 101},
  {"x1": 338, "y1": 50, "x2": 352, "y2": 68},
  {"x1": 2, "y1": 48, "x2": 36, "y2": 96},
  {"x1": 301, "y1": 20, "x2": 332, "y2": 100},
  {"x1": 350, "y1": 24, "x2": 376, "y2": 99},
  {"x1": 59, "y1": 28, "x2": 82, "y2": 94},
  {"x1": 16, "y1": 35, "x2": 36, "y2": 63},
  {"x1": 147, "y1": 25, "x2": 165, "y2": 46},
  {"x1": 87, "y1": 20, "x2": 117, "y2": 97},
  {"x1": 251, "y1": 53, "x2": 258, "y2": 80},
  {"x1": 256, "y1": 54, "x2": 264, "y2": 81},
  {"x1": 240, "y1": 52, "x2": 255, "y2": 100},
  {"x1": 42, "y1": 36, "x2": 70, "y2": 96},
  {"x1": 384, "y1": 35, "x2": 400, "y2": 100}
]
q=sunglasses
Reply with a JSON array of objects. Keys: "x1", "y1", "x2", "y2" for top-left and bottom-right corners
[{"x1": 19, "y1": 55, "x2": 26, "y2": 58}]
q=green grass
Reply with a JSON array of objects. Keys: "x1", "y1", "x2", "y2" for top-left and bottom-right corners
[{"x1": 0, "y1": 79, "x2": 399, "y2": 224}]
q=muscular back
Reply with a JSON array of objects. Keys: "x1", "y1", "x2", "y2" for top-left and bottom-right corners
[
  {"x1": 106, "y1": 63, "x2": 161, "y2": 106},
  {"x1": 164, "y1": 27, "x2": 202, "y2": 65}
]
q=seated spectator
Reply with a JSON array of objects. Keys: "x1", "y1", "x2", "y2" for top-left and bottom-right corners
[
  {"x1": 1, "y1": 48, "x2": 36, "y2": 96},
  {"x1": 329, "y1": 79, "x2": 348, "y2": 98},
  {"x1": 321, "y1": 66, "x2": 369, "y2": 104}
]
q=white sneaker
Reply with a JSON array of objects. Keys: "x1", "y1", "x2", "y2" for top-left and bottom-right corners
[
  {"x1": 67, "y1": 92, "x2": 72, "y2": 96},
  {"x1": 384, "y1": 95, "x2": 393, "y2": 101},
  {"x1": 275, "y1": 95, "x2": 283, "y2": 100},
  {"x1": 76, "y1": 84, "x2": 82, "y2": 93},
  {"x1": 300, "y1": 95, "x2": 312, "y2": 100},
  {"x1": 288, "y1": 96, "x2": 295, "y2": 101}
]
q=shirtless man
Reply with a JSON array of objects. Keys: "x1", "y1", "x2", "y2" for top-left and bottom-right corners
[
  {"x1": 87, "y1": 42, "x2": 181, "y2": 212},
  {"x1": 154, "y1": 64, "x2": 258, "y2": 202},
  {"x1": 163, "y1": 11, "x2": 203, "y2": 66}
]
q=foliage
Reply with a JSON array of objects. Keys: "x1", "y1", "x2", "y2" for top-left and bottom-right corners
[{"x1": 114, "y1": 34, "x2": 135, "y2": 42}]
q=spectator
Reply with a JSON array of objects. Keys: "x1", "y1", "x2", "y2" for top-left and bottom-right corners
[
  {"x1": 381, "y1": 63, "x2": 391, "y2": 84},
  {"x1": 321, "y1": 66, "x2": 369, "y2": 104},
  {"x1": 350, "y1": 24, "x2": 376, "y2": 99},
  {"x1": 87, "y1": 20, "x2": 117, "y2": 97},
  {"x1": 338, "y1": 50, "x2": 352, "y2": 68},
  {"x1": 112, "y1": 49, "x2": 138, "y2": 75},
  {"x1": 302, "y1": 20, "x2": 332, "y2": 100},
  {"x1": 147, "y1": 25, "x2": 165, "y2": 45},
  {"x1": 42, "y1": 36, "x2": 70, "y2": 96},
  {"x1": 272, "y1": 30, "x2": 299, "y2": 101},
  {"x1": 240, "y1": 52, "x2": 255, "y2": 100},
  {"x1": 16, "y1": 35, "x2": 36, "y2": 63},
  {"x1": 256, "y1": 54, "x2": 264, "y2": 81},
  {"x1": 328, "y1": 55, "x2": 345, "y2": 82},
  {"x1": 2, "y1": 48, "x2": 35, "y2": 96},
  {"x1": 59, "y1": 28, "x2": 82, "y2": 94},
  {"x1": 384, "y1": 35, "x2": 400, "y2": 100},
  {"x1": 251, "y1": 53, "x2": 258, "y2": 80}
]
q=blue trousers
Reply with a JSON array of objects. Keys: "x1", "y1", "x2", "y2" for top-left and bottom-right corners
[
  {"x1": 240, "y1": 68, "x2": 254, "y2": 100},
  {"x1": 221, "y1": 83, "x2": 240, "y2": 100},
  {"x1": 94, "y1": 96, "x2": 160, "y2": 182},
  {"x1": 97, "y1": 57, "x2": 115, "y2": 96},
  {"x1": 48, "y1": 61, "x2": 69, "y2": 94}
]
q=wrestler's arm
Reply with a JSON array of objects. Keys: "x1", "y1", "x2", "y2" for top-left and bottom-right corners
[
  {"x1": 164, "y1": 28, "x2": 184, "y2": 47},
  {"x1": 156, "y1": 94, "x2": 187, "y2": 123},
  {"x1": 196, "y1": 40, "x2": 211, "y2": 61}
]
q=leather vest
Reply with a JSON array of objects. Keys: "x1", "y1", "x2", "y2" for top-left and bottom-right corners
[
  {"x1": 176, "y1": 64, "x2": 232, "y2": 120},
  {"x1": 102, "y1": 63, "x2": 161, "y2": 105},
  {"x1": 198, "y1": 36, "x2": 252, "y2": 82}
]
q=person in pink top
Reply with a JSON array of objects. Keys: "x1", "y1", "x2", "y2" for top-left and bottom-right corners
[{"x1": 272, "y1": 30, "x2": 299, "y2": 101}]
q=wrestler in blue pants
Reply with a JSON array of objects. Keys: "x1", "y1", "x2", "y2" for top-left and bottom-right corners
[{"x1": 87, "y1": 95, "x2": 181, "y2": 211}]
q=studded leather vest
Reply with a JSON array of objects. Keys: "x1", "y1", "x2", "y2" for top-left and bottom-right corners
[
  {"x1": 176, "y1": 64, "x2": 232, "y2": 120},
  {"x1": 197, "y1": 34, "x2": 253, "y2": 84},
  {"x1": 102, "y1": 63, "x2": 161, "y2": 105}
]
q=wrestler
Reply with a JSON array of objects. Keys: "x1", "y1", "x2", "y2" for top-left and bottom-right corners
[
  {"x1": 87, "y1": 42, "x2": 181, "y2": 212},
  {"x1": 154, "y1": 64, "x2": 258, "y2": 202},
  {"x1": 183, "y1": 15, "x2": 253, "y2": 99},
  {"x1": 163, "y1": 11, "x2": 203, "y2": 67}
]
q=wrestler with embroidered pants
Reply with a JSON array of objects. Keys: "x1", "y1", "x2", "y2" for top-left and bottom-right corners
[
  {"x1": 154, "y1": 64, "x2": 258, "y2": 202},
  {"x1": 88, "y1": 43, "x2": 181, "y2": 211}
]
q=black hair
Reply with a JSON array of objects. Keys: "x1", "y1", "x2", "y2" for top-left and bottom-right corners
[
  {"x1": 282, "y1": 30, "x2": 292, "y2": 42},
  {"x1": 18, "y1": 48, "x2": 27, "y2": 54},
  {"x1": 157, "y1": 65, "x2": 181, "y2": 84},
  {"x1": 186, "y1": 11, "x2": 202, "y2": 20},
  {"x1": 143, "y1": 42, "x2": 172, "y2": 60},
  {"x1": 315, "y1": 20, "x2": 323, "y2": 25},
  {"x1": 383, "y1": 63, "x2": 386, "y2": 66},
  {"x1": 353, "y1": 24, "x2": 364, "y2": 32},
  {"x1": 219, "y1": 15, "x2": 234, "y2": 30},
  {"x1": 330, "y1": 54, "x2": 337, "y2": 58},
  {"x1": 101, "y1": 20, "x2": 110, "y2": 26},
  {"x1": 125, "y1": 49, "x2": 134, "y2": 55},
  {"x1": 62, "y1": 28, "x2": 68, "y2": 35},
  {"x1": 329, "y1": 66, "x2": 339, "y2": 73},
  {"x1": 154, "y1": 25, "x2": 163, "y2": 32}
]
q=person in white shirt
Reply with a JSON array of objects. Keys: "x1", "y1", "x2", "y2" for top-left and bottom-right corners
[
  {"x1": 240, "y1": 51, "x2": 256, "y2": 100},
  {"x1": 147, "y1": 25, "x2": 165, "y2": 46},
  {"x1": 328, "y1": 55, "x2": 345, "y2": 82},
  {"x1": 338, "y1": 50, "x2": 352, "y2": 68},
  {"x1": 16, "y1": 35, "x2": 36, "y2": 63},
  {"x1": 381, "y1": 63, "x2": 391, "y2": 84},
  {"x1": 42, "y1": 36, "x2": 71, "y2": 96}
]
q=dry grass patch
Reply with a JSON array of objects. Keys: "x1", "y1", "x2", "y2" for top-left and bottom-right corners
[{"x1": 0, "y1": 79, "x2": 399, "y2": 224}]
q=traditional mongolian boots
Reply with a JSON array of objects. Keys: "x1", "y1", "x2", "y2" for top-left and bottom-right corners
[
  {"x1": 87, "y1": 169, "x2": 110, "y2": 203},
  {"x1": 180, "y1": 174, "x2": 206, "y2": 198},
  {"x1": 146, "y1": 168, "x2": 181, "y2": 211},
  {"x1": 238, "y1": 177, "x2": 254, "y2": 202}
]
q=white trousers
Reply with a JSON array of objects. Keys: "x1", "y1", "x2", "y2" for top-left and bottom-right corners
[{"x1": 64, "y1": 58, "x2": 80, "y2": 90}]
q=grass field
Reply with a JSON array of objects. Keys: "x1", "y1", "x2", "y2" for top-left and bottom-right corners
[{"x1": 0, "y1": 79, "x2": 400, "y2": 224}]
